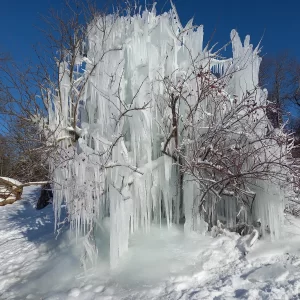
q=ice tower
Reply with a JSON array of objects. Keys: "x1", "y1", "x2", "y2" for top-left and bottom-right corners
[{"x1": 47, "y1": 4, "x2": 286, "y2": 267}]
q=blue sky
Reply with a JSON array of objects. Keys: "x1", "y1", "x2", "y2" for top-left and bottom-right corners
[{"x1": 1, "y1": 0, "x2": 299, "y2": 62}]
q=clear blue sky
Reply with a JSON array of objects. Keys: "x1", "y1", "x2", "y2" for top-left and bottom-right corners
[{"x1": 1, "y1": 0, "x2": 300, "y2": 62}]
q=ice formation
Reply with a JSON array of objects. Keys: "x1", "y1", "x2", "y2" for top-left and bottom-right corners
[{"x1": 47, "y1": 4, "x2": 288, "y2": 267}]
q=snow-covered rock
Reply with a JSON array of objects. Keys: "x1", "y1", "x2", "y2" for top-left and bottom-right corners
[{"x1": 0, "y1": 177, "x2": 23, "y2": 206}]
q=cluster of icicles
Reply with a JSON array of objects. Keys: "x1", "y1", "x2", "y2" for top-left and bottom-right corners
[{"x1": 48, "y1": 3, "x2": 285, "y2": 268}]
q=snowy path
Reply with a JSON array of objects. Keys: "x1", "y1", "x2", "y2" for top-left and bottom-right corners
[
  {"x1": 0, "y1": 186, "x2": 54, "y2": 298},
  {"x1": 1, "y1": 187, "x2": 300, "y2": 299},
  {"x1": 0, "y1": 186, "x2": 81, "y2": 300}
]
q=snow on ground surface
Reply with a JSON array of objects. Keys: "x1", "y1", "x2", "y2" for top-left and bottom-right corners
[{"x1": 1, "y1": 186, "x2": 300, "y2": 299}]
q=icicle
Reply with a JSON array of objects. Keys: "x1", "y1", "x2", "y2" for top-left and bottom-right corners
[{"x1": 48, "y1": 3, "x2": 287, "y2": 269}]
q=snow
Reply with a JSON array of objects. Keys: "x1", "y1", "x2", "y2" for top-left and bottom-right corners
[
  {"x1": 1, "y1": 186, "x2": 300, "y2": 299},
  {"x1": 0, "y1": 196, "x2": 16, "y2": 203},
  {"x1": 0, "y1": 187, "x2": 11, "y2": 194},
  {"x1": 0, "y1": 177, "x2": 22, "y2": 187}
]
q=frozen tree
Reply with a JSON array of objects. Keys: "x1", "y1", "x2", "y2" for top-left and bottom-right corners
[
  {"x1": 40, "y1": 1, "x2": 297, "y2": 268},
  {"x1": 161, "y1": 56, "x2": 294, "y2": 232}
]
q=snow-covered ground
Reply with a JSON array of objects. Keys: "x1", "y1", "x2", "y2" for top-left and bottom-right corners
[{"x1": 1, "y1": 186, "x2": 300, "y2": 299}]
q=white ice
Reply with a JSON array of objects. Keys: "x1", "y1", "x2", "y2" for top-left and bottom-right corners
[{"x1": 46, "y1": 3, "x2": 288, "y2": 268}]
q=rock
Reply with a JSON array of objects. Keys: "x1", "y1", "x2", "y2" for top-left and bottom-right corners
[
  {"x1": 0, "y1": 177, "x2": 23, "y2": 206},
  {"x1": 36, "y1": 183, "x2": 53, "y2": 210}
]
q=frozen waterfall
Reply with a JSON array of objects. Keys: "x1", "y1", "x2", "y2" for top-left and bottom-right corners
[{"x1": 47, "y1": 4, "x2": 287, "y2": 268}]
